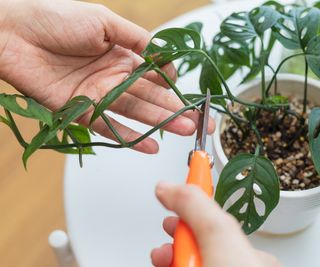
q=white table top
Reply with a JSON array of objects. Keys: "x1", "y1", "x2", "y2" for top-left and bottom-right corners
[{"x1": 64, "y1": 1, "x2": 320, "y2": 266}]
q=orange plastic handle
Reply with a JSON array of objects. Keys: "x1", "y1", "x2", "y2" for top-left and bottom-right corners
[{"x1": 171, "y1": 150, "x2": 213, "y2": 267}]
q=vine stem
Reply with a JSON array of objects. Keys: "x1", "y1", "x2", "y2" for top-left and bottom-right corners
[
  {"x1": 4, "y1": 109, "x2": 28, "y2": 148},
  {"x1": 154, "y1": 67, "x2": 191, "y2": 106},
  {"x1": 265, "y1": 52, "x2": 306, "y2": 95},
  {"x1": 303, "y1": 58, "x2": 308, "y2": 114},
  {"x1": 42, "y1": 98, "x2": 206, "y2": 151}
]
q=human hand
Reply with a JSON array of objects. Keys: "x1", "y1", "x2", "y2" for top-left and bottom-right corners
[
  {"x1": 0, "y1": 0, "x2": 214, "y2": 153},
  {"x1": 151, "y1": 182, "x2": 282, "y2": 267}
]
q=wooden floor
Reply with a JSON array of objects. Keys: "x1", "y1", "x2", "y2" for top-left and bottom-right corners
[{"x1": 0, "y1": 0, "x2": 209, "y2": 266}]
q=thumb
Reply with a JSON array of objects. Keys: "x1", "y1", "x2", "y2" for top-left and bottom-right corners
[
  {"x1": 155, "y1": 182, "x2": 230, "y2": 249},
  {"x1": 98, "y1": 5, "x2": 151, "y2": 54}
]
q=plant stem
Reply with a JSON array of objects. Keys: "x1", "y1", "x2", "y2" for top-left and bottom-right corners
[
  {"x1": 154, "y1": 67, "x2": 191, "y2": 106},
  {"x1": 127, "y1": 100, "x2": 202, "y2": 146},
  {"x1": 222, "y1": 106, "x2": 246, "y2": 133},
  {"x1": 42, "y1": 99, "x2": 205, "y2": 151},
  {"x1": 303, "y1": 58, "x2": 309, "y2": 114},
  {"x1": 251, "y1": 124, "x2": 264, "y2": 154},
  {"x1": 65, "y1": 127, "x2": 84, "y2": 167},
  {"x1": 260, "y1": 39, "x2": 266, "y2": 103},
  {"x1": 99, "y1": 112, "x2": 127, "y2": 146},
  {"x1": 265, "y1": 52, "x2": 305, "y2": 96},
  {"x1": 4, "y1": 109, "x2": 28, "y2": 148}
]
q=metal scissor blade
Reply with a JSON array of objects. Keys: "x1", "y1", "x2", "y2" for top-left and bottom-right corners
[{"x1": 195, "y1": 89, "x2": 211, "y2": 151}]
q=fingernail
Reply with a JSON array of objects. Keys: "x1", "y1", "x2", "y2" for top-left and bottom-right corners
[{"x1": 156, "y1": 181, "x2": 173, "y2": 195}]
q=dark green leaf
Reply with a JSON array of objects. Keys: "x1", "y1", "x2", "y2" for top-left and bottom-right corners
[
  {"x1": 91, "y1": 62, "x2": 153, "y2": 124},
  {"x1": 263, "y1": 1, "x2": 284, "y2": 13},
  {"x1": 273, "y1": 7, "x2": 320, "y2": 50},
  {"x1": 48, "y1": 124, "x2": 95, "y2": 155},
  {"x1": 221, "y1": 6, "x2": 280, "y2": 42},
  {"x1": 315, "y1": 2, "x2": 320, "y2": 9},
  {"x1": 213, "y1": 33, "x2": 250, "y2": 67},
  {"x1": 177, "y1": 22, "x2": 204, "y2": 76},
  {"x1": 199, "y1": 48, "x2": 224, "y2": 105},
  {"x1": 215, "y1": 153, "x2": 280, "y2": 234},
  {"x1": 241, "y1": 58, "x2": 261, "y2": 84},
  {"x1": 142, "y1": 28, "x2": 201, "y2": 66},
  {"x1": 177, "y1": 53, "x2": 203, "y2": 77},
  {"x1": 54, "y1": 96, "x2": 93, "y2": 129},
  {"x1": 306, "y1": 35, "x2": 320, "y2": 78},
  {"x1": 23, "y1": 126, "x2": 50, "y2": 168},
  {"x1": 309, "y1": 107, "x2": 320, "y2": 175},
  {"x1": 249, "y1": 6, "x2": 281, "y2": 35},
  {"x1": 24, "y1": 96, "x2": 94, "y2": 165},
  {"x1": 185, "y1": 22, "x2": 203, "y2": 33},
  {"x1": 0, "y1": 94, "x2": 52, "y2": 126}
]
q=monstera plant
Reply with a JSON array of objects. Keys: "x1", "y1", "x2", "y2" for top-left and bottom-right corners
[{"x1": 1, "y1": 1, "x2": 320, "y2": 234}]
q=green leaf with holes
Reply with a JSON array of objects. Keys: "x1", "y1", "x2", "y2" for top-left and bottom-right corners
[
  {"x1": 221, "y1": 6, "x2": 281, "y2": 42},
  {"x1": 306, "y1": 35, "x2": 320, "y2": 78},
  {"x1": 215, "y1": 153, "x2": 280, "y2": 234},
  {"x1": 0, "y1": 94, "x2": 52, "y2": 126},
  {"x1": 177, "y1": 23, "x2": 204, "y2": 76},
  {"x1": 309, "y1": 107, "x2": 320, "y2": 175},
  {"x1": 273, "y1": 7, "x2": 320, "y2": 50},
  {"x1": 91, "y1": 62, "x2": 153, "y2": 124},
  {"x1": 212, "y1": 33, "x2": 250, "y2": 67},
  {"x1": 142, "y1": 28, "x2": 201, "y2": 67},
  {"x1": 199, "y1": 48, "x2": 225, "y2": 105}
]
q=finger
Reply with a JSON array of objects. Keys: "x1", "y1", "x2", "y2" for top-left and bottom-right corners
[
  {"x1": 127, "y1": 78, "x2": 215, "y2": 134},
  {"x1": 155, "y1": 182, "x2": 233, "y2": 248},
  {"x1": 99, "y1": 7, "x2": 151, "y2": 54},
  {"x1": 78, "y1": 112, "x2": 159, "y2": 154},
  {"x1": 163, "y1": 216, "x2": 179, "y2": 238},
  {"x1": 151, "y1": 243, "x2": 173, "y2": 267},
  {"x1": 109, "y1": 93, "x2": 196, "y2": 136}
]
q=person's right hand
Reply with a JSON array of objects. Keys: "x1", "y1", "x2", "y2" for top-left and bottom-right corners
[{"x1": 151, "y1": 182, "x2": 283, "y2": 267}]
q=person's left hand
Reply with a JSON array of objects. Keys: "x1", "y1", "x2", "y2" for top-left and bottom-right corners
[{"x1": 0, "y1": 0, "x2": 214, "y2": 153}]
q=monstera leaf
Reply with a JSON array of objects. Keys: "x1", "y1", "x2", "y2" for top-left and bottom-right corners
[
  {"x1": 91, "y1": 62, "x2": 154, "y2": 124},
  {"x1": 178, "y1": 22, "x2": 204, "y2": 76},
  {"x1": 199, "y1": 47, "x2": 224, "y2": 103},
  {"x1": 273, "y1": 7, "x2": 320, "y2": 50},
  {"x1": 306, "y1": 35, "x2": 320, "y2": 78},
  {"x1": 221, "y1": 6, "x2": 281, "y2": 42},
  {"x1": 309, "y1": 108, "x2": 320, "y2": 175},
  {"x1": 215, "y1": 153, "x2": 280, "y2": 234},
  {"x1": 0, "y1": 94, "x2": 52, "y2": 126},
  {"x1": 142, "y1": 27, "x2": 201, "y2": 67},
  {"x1": 212, "y1": 33, "x2": 250, "y2": 67},
  {"x1": 23, "y1": 96, "x2": 94, "y2": 167}
]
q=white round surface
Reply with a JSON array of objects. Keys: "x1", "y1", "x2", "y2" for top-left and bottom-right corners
[{"x1": 64, "y1": 1, "x2": 320, "y2": 266}]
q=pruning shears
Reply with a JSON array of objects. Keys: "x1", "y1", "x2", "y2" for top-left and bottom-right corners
[{"x1": 172, "y1": 89, "x2": 214, "y2": 267}]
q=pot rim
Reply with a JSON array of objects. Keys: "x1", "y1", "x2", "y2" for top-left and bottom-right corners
[{"x1": 213, "y1": 73, "x2": 320, "y2": 198}]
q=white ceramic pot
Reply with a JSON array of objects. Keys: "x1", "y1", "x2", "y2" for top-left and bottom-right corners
[{"x1": 212, "y1": 74, "x2": 320, "y2": 235}]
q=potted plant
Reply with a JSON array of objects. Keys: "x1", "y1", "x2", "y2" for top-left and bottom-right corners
[{"x1": 0, "y1": 1, "x2": 319, "y2": 235}]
